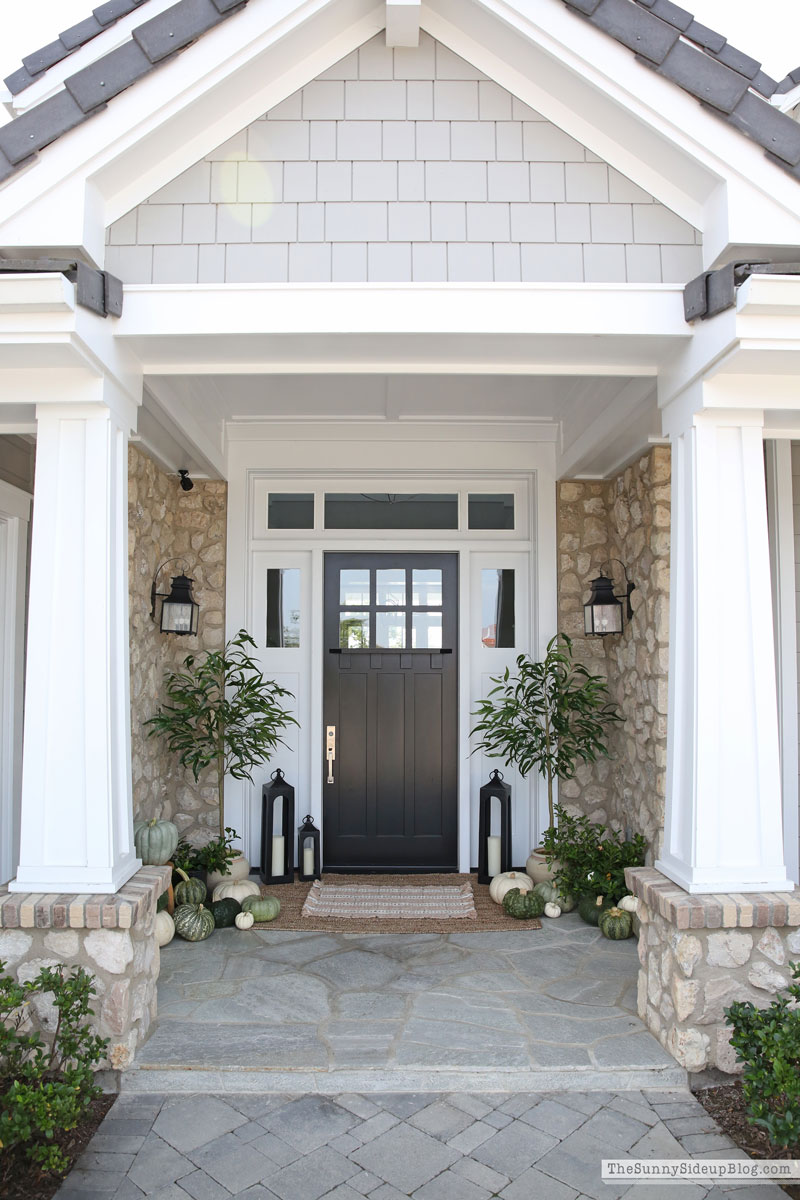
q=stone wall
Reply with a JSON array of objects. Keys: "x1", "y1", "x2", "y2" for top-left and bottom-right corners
[
  {"x1": 628, "y1": 867, "x2": 800, "y2": 1075},
  {"x1": 556, "y1": 447, "x2": 670, "y2": 860},
  {"x1": 0, "y1": 866, "x2": 169, "y2": 1072},
  {"x1": 128, "y1": 444, "x2": 227, "y2": 844}
]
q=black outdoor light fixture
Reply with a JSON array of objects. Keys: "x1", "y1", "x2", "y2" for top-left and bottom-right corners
[
  {"x1": 150, "y1": 558, "x2": 200, "y2": 636},
  {"x1": 179, "y1": 469, "x2": 194, "y2": 492},
  {"x1": 583, "y1": 558, "x2": 635, "y2": 637}
]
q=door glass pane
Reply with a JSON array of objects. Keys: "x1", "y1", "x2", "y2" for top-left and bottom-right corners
[
  {"x1": 412, "y1": 569, "x2": 442, "y2": 607},
  {"x1": 340, "y1": 612, "x2": 370, "y2": 648},
  {"x1": 266, "y1": 568, "x2": 300, "y2": 647},
  {"x1": 268, "y1": 493, "x2": 314, "y2": 529},
  {"x1": 340, "y1": 569, "x2": 370, "y2": 606},
  {"x1": 412, "y1": 612, "x2": 442, "y2": 649},
  {"x1": 325, "y1": 493, "x2": 458, "y2": 529},
  {"x1": 376, "y1": 612, "x2": 406, "y2": 649},
  {"x1": 481, "y1": 569, "x2": 515, "y2": 647},
  {"x1": 376, "y1": 568, "x2": 405, "y2": 607},
  {"x1": 468, "y1": 493, "x2": 515, "y2": 530}
]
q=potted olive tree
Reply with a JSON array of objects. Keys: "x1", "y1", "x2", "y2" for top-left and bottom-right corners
[
  {"x1": 146, "y1": 629, "x2": 298, "y2": 885},
  {"x1": 470, "y1": 634, "x2": 622, "y2": 882}
]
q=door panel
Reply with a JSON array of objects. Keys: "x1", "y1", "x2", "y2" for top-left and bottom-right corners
[{"x1": 323, "y1": 552, "x2": 458, "y2": 871}]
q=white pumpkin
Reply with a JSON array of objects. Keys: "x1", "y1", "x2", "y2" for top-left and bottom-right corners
[
  {"x1": 489, "y1": 871, "x2": 534, "y2": 905},
  {"x1": 235, "y1": 911, "x2": 255, "y2": 930},
  {"x1": 618, "y1": 894, "x2": 639, "y2": 913},
  {"x1": 212, "y1": 879, "x2": 260, "y2": 904},
  {"x1": 544, "y1": 902, "x2": 562, "y2": 919},
  {"x1": 155, "y1": 910, "x2": 175, "y2": 947}
]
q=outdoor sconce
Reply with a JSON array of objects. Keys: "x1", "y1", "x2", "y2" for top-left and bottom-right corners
[
  {"x1": 297, "y1": 814, "x2": 321, "y2": 881},
  {"x1": 150, "y1": 558, "x2": 200, "y2": 636},
  {"x1": 261, "y1": 769, "x2": 295, "y2": 885},
  {"x1": 478, "y1": 769, "x2": 512, "y2": 884},
  {"x1": 583, "y1": 559, "x2": 635, "y2": 637}
]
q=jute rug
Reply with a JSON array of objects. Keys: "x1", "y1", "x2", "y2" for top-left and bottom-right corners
[
  {"x1": 302, "y1": 880, "x2": 477, "y2": 920},
  {"x1": 251, "y1": 873, "x2": 541, "y2": 933}
]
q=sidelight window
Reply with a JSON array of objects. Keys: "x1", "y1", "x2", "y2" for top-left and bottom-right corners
[
  {"x1": 481, "y1": 569, "x2": 515, "y2": 648},
  {"x1": 266, "y1": 568, "x2": 301, "y2": 647}
]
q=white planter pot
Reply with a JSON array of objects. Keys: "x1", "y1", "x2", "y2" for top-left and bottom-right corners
[
  {"x1": 525, "y1": 849, "x2": 558, "y2": 884},
  {"x1": 206, "y1": 854, "x2": 251, "y2": 893}
]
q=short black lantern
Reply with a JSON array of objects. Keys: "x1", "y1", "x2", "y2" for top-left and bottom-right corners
[
  {"x1": 583, "y1": 559, "x2": 635, "y2": 637},
  {"x1": 478, "y1": 769, "x2": 512, "y2": 884},
  {"x1": 150, "y1": 558, "x2": 200, "y2": 636},
  {"x1": 297, "y1": 815, "x2": 321, "y2": 881},
  {"x1": 261, "y1": 769, "x2": 295, "y2": 884}
]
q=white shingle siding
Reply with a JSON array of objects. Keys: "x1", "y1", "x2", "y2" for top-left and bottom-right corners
[{"x1": 105, "y1": 32, "x2": 702, "y2": 285}]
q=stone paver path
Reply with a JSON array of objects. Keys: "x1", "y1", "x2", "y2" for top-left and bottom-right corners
[
  {"x1": 56, "y1": 1088, "x2": 785, "y2": 1200},
  {"x1": 135, "y1": 919, "x2": 681, "y2": 1089}
]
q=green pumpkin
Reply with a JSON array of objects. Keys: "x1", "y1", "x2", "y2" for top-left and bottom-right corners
[
  {"x1": 241, "y1": 894, "x2": 281, "y2": 923},
  {"x1": 502, "y1": 888, "x2": 545, "y2": 920},
  {"x1": 173, "y1": 903, "x2": 215, "y2": 942},
  {"x1": 598, "y1": 906, "x2": 633, "y2": 940},
  {"x1": 173, "y1": 868, "x2": 206, "y2": 906},
  {"x1": 577, "y1": 892, "x2": 615, "y2": 926},
  {"x1": 134, "y1": 818, "x2": 179, "y2": 866},
  {"x1": 209, "y1": 897, "x2": 242, "y2": 928},
  {"x1": 533, "y1": 881, "x2": 576, "y2": 912}
]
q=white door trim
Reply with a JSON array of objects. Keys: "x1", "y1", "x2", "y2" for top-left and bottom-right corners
[{"x1": 0, "y1": 479, "x2": 31, "y2": 886}]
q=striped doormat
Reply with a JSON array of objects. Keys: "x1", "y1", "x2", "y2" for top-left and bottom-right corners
[{"x1": 301, "y1": 879, "x2": 477, "y2": 920}]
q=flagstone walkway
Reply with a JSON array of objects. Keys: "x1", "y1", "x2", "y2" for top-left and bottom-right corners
[
  {"x1": 56, "y1": 1087, "x2": 784, "y2": 1200},
  {"x1": 129, "y1": 916, "x2": 684, "y2": 1093}
]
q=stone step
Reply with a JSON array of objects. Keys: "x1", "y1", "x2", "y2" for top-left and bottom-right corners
[{"x1": 120, "y1": 1063, "x2": 689, "y2": 1094}]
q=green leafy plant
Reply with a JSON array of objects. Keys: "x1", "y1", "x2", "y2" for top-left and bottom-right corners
[
  {"x1": 145, "y1": 629, "x2": 298, "y2": 839},
  {"x1": 540, "y1": 804, "x2": 647, "y2": 904},
  {"x1": 194, "y1": 828, "x2": 238, "y2": 875},
  {"x1": 470, "y1": 634, "x2": 622, "y2": 834},
  {"x1": 0, "y1": 960, "x2": 108, "y2": 1174},
  {"x1": 725, "y1": 961, "x2": 800, "y2": 1150},
  {"x1": 171, "y1": 839, "x2": 195, "y2": 873}
]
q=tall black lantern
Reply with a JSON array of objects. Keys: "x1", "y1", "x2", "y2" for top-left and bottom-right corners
[
  {"x1": 584, "y1": 559, "x2": 635, "y2": 637},
  {"x1": 261, "y1": 769, "x2": 295, "y2": 885},
  {"x1": 297, "y1": 815, "x2": 321, "y2": 881},
  {"x1": 478, "y1": 769, "x2": 512, "y2": 884}
]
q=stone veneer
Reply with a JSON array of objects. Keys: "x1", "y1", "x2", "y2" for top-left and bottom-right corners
[
  {"x1": 0, "y1": 866, "x2": 170, "y2": 1071},
  {"x1": 557, "y1": 446, "x2": 670, "y2": 859},
  {"x1": 128, "y1": 444, "x2": 227, "y2": 844},
  {"x1": 627, "y1": 867, "x2": 800, "y2": 1074}
]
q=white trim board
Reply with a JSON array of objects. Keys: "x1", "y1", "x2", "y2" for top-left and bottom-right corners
[{"x1": 0, "y1": 479, "x2": 31, "y2": 887}]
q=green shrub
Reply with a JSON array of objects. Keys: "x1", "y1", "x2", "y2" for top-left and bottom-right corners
[
  {"x1": 0, "y1": 959, "x2": 108, "y2": 1173},
  {"x1": 539, "y1": 804, "x2": 647, "y2": 905},
  {"x1": 725, "y1": 961, "x2": 800, "y2": 1150}
]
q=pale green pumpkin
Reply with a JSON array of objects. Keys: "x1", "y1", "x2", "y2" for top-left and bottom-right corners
[
  {"x1": 241, "y1": 894, "x2": 280, "y2": 923},
  {"x1": 134, "y1": 818, "x2": 179, "y2": 865}
]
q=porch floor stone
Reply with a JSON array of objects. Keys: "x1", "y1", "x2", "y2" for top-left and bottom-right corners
[
  {"x1": 55, "y1": 1089, "x2": 786, "y2": 1199},
  {"x1": 129, "y1": 917, "x2": 684, "y2": 1092}
]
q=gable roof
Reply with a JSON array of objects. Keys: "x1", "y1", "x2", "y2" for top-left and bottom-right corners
[{"x1": 1, "y1": 0, "x2": 799, "y2": 193}]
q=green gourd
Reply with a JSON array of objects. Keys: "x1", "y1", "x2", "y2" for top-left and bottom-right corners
[
  {"x1": 577, "y1": 892, "x2": 614, "y2": 926},
  {"x1": 532, "y1": 881, "x2": 576, "y2": 912},
  {"x1": 241, "y1": 894, "x2": 281, "y2": 923},
  {"x1": 173, "y1": 868, "x2": 206, "y2": 906},
  {"x1": 156, "y1": 890, "x2": 169, "y2": 913},
  {"x1": 502, "y1": 888, "x2": 545, "y2": 920},
  {"x1": 209, "y1": 897, "x2": 242, "y2": 928},
  {"x1": 134, "y1": 818, "x2": 179, "y2": 866},
  {"x1": 598, "y1": 907, "x2": 633, "y2": 940},
  {"x1": 173, "y1": 903, "x2": 215, "y2": 942}
]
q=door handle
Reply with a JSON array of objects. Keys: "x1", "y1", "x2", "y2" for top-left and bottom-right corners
[{"x1": 326, "y1": 725, "x2": 335, "y2": 784}]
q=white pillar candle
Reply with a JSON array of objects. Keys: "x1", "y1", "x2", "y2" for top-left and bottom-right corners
[
  {"x1": 487, "y1": 835, "x2": 502, "y2": 878},
  {"x1": 303, "y1": 846, "x2": 315, "y2": 876},
  {"x1": 271, "y1": 835, "x2": 285, "y2": 877}
]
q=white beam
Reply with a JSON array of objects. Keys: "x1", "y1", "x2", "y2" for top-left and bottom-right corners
[{"x1": 386, "y1": 0, "x2": 421, "y2": 47}]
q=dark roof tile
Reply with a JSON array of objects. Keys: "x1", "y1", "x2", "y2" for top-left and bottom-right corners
[
  {"x1": 590, "y1": 0, "x2": 679, "y2": 67},
  {"x1": 211, "y1": 0, "x2": 248, "y2": 10},
  {"x1": 3, "y1": 67, "x2": 37, "y2": 95},
  {"x1": 60, "y1": 16, "x2": 106, "y2": 51},
  {"x1": 657, "y1": 38, "x2": 750, "y2": 113},
  {"x1": 563, "y1": 0, "x2": 603, "y2": 14},
  {"x1": 683, "y1": 20, "x2": 725, "y2": 54},
  {"x1": 132, "y1": 0, "x2": 230, "y2": 64},
  {"x1": 65, "y1": 39, "x2": 155, "y2": 112},
  {"x1": 22, "y1": 40, "x2": 71, "y2": 77},
  {"x1": 638, "y1": 0, "x2": 692, "y2": 33},
  {"x1": 93, "y1": 0, "x2": 147, "y2": 24},
  {"x1": 0, "y1": 91, "x2": 95, "y2": 164},
  {"x1": 728, "y1": 90, "x2": 800, "y2": 166},
  {"x1": 710, "y1": 42, "x2": 761, "y2": 80},
  {"x1": 751, "y1": 70, "x2": 779, "y2": 99}
]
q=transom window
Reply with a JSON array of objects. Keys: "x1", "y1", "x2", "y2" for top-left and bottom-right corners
[{"x1": 338, "y1": 567, "x2": 444, "y2": 650}]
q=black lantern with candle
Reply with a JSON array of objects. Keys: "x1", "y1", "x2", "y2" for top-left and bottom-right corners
[
  {"x1": 297, "y1": 815, "x2": 321, "y2": 881},
  {"x1": 261, "y1": 769, "x2": 295, "y2": 885},
  {"x1": 478, "y1": 769, "x2": 512, "y2": 884}
]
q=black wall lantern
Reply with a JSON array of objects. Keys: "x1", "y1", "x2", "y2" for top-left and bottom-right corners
[
  {"x1": 297, "y1": 814, "x2": 321, "y2": 881},
  {"x1": 261, "y1": 769, "x2": 295, "y2": 885},
  {"x1": 584, "y1": 559, "x2": 635, "y2": 637},
  {"x1": 478, "y1": 769, "x2": 512, "y2": 884},
  {"x1": 150, "y1": 558, "x2": 200, "y2": 636}
]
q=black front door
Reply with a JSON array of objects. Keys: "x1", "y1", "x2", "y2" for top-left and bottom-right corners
[{"x1": 323, "y1": 553, "x2": 458, "y2": 871}]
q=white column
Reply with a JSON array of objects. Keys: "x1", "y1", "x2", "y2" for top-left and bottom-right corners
[
  {"x1": 10, "y1": 392, "x2": 140, "y2": 893},
  {"x1": 658, "y1": 406, "x2": 792, "y2": 893}
]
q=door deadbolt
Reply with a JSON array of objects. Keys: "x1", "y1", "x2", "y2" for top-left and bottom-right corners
[{"x1": 326, "y1": 725, "x2": 336, "y2": 784}]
